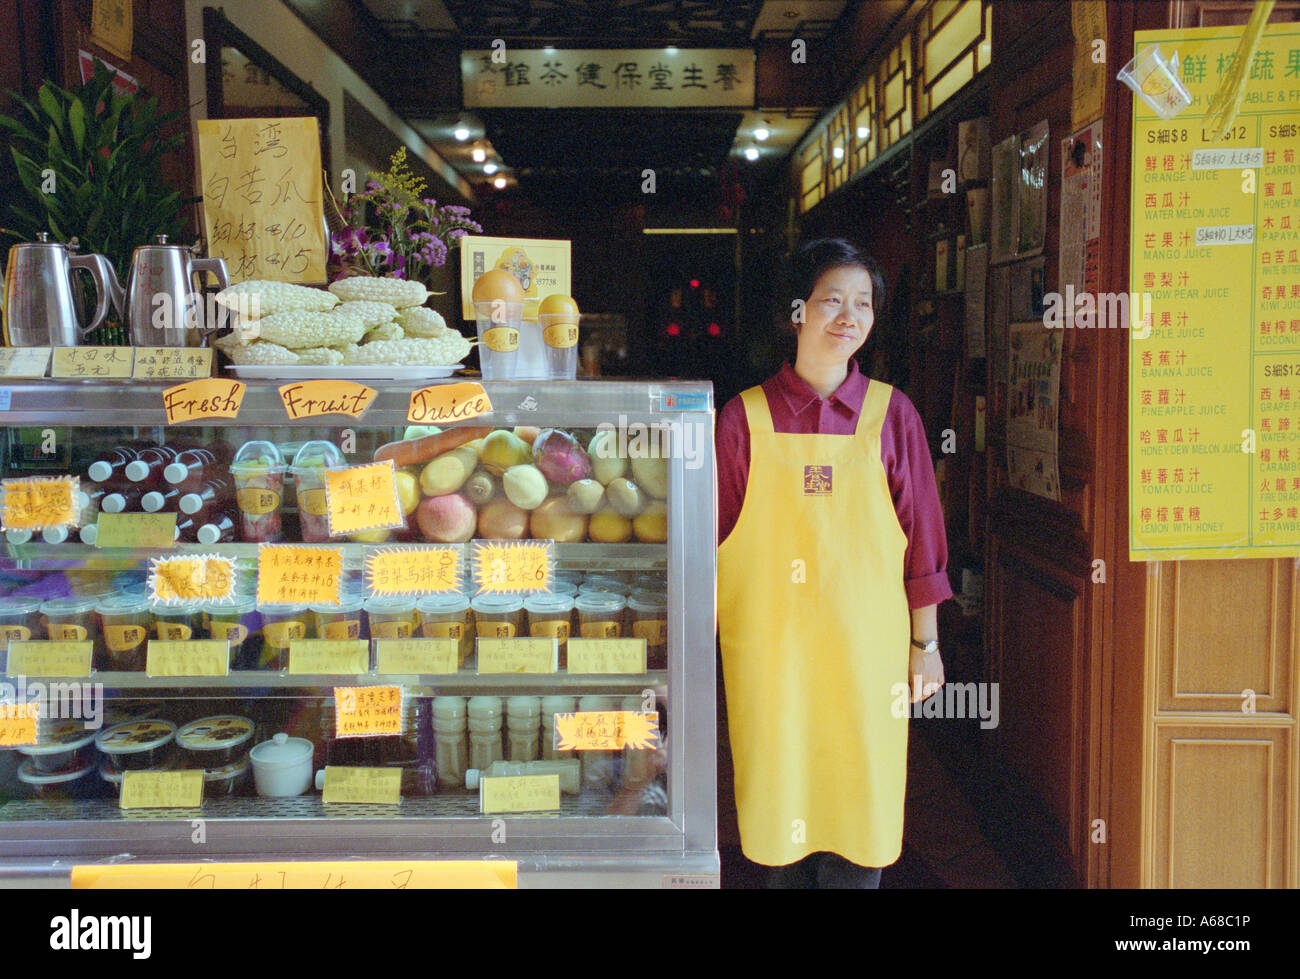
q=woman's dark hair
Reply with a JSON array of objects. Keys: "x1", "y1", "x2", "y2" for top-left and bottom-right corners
[{"x1": 778, "y1": 238, "x2": 886, "y2": 333}]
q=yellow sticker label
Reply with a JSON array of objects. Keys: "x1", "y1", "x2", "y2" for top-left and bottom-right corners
[
  {"x1": 256, "y1": 544, "x2": 343, "y2": 606},
  {"x1": 476, "y1": 637, "x2": 556, "y2": 674},
  {"x1": 289, "y1": 640, "x2": 369, "y2": 675},
  {"x1": 374, "y1": 639, "x2": 458, "y2": 674},
  {"x1": 236, "y1": 486, "x2": 281, "y2": 515},
  {"x1": 278, "y1": 380, "x2": 377, "y2": 419},
  {"x1": 406, "y1": 382, "x2": 493, "y2": 425},
  {"x1": 51, "y1": 346, "x2": 133, "y2": 379},
  {"x1": 566, "y1": 638, "x2": 647, "y2": 674},
  {"x1": 131, "y1": 347, "x2": 213, "y2": 380},
  {"x1": 479, "y1": 774, "x2": 560, "y2": 814},
  {"x1": 161, "y1": 378, "x2": 244, "y2": 425},
  {"x1": 208, "y1": 620, "x2": 249, "y2": 645},
  {"x1": 365, "y1": 546, "x2": 463, "y2": 596},
  {"x1": 0, "y1": 625, "x2": 33, "y2": 642},
  {"x1": 322, "y1": 618, "x2": 362, "y2": 640},
  {"x1": 0, "y1": 475, "x2": 79, "y2": 531},
  {"x1": 0, "y1": 346, "x2": 51, "y2": 377},
  {"x1": 104, "y1": 623, "x2": 148, "y2": 653},
  {"x1": 472, "y1": 540, "x2": 552, "y2": 594},
  {"x1": 579, "y1": 620, "x2": 622, "y2": 638},
  {"x1": 262, "y1": 618, "x2": 307, "y2": 652},
  {"x1": 298, "y1": 488, "x2": 328, "y2": 516},
  {"x1": 529, "y1": 618, "x2": 570, "y2": 640},
  {"x1": 146, "y1": 640, "x2": 230, "y2": 677},
  {"x1": 0, "y1": 701, "x2": 39, "y2": 747},
  {"x1": 478, "y1": 620, "x2": 517, "y2": 638},
  {"x1": 6, "y1": 641, "x2": 93, "y2": 676},
  {"x1": 155, "y1": 622, "x2": 193, "y2": 641},
  {"x1": 553, "y1": 710, "x2": 660, "y2": 752},
  {"x1": 324, "y1": 461, "x2": 404, "y2": 536},
  {"x1": 420, "y1": 621, "x2": 464, "y2": 640},
  {"x1": 334, "y1": 685, "x2": 402, "y2": 737},
  {"x1": 148, "y1": 554, "x2": 237, "y2": 603},
  {"x1": 633, "y1": 619, "x2": 668, "y2": 644},
  {"x1": 321, "y1": 766, "x2": 402, "y2": 804},
  {"x1": 94, "y1": 511, "x2": 178, "y2": 549},
  {"x1": 71, "y1": 860, "x2": 517, "y2": 889},
  {"x1": 482, "y1": 326, "x2": 519, "y2": 352},
  {"x1": 120, "y1": 770, "x2": 204, "y2": 810},
  {"x1": 542, "y1": 323, "x2": 579, "y2": 349}
]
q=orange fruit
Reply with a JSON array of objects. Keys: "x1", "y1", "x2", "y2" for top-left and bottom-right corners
[
  {"x1": 472, "y1": 268, "x2": 525, "y2": 305},
  {"x1": 538, "y1": 293, "x2": 580, "y2": 323}
]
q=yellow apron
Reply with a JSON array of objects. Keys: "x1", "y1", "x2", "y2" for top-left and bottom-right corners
[{"x1": 718, "y1": 381, "x2": 912, "y2": 867}]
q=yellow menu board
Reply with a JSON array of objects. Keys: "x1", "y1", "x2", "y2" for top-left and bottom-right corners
[
  {"x1": 195, "y1": 117, "x2": 327, "y2": 284},
  {"x1": 472, "y1": 540, "x2": 552, "y2": 594},
  {"x1": 1130, "y1": 24, "x2": 1300, "y2": 561},
  {"x1": 0, "y1": 475, "x2": 78, "y2": 531},
  {"x1": 459, "y1": 236, "x2": 571, "y2": 321},
  {"x1": 256, "y1": 545, "x2": 343, "y2": 606},
  {"x1": 365, "y1": 546, "x2": 463, "y2": 596},
  {"x1": 51, "y1": 347, "x2": 130, "y2": 379},
  {"x1": 324, "y1": 461, "x2": 404, "y2": 536}
]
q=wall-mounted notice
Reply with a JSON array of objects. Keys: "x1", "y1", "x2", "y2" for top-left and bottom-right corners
[
  {"x1": 1007, "y1": 320, "x2": 1061, "y2": 500},
  {"x1": 1129, "y1": 24, "x2": 1300, "y2": 561}
]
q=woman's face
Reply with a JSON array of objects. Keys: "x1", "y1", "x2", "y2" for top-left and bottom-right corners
[{"x1": 796, "y1": 264, "x2": 875, "y2": 363}]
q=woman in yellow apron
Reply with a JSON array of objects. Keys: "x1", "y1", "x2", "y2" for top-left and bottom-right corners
[{"x1": 716, "y1": 238, "x2": 952, "y2": 888}]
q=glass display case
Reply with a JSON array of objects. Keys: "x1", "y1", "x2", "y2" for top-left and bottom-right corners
[{"x1": 0, "y1": 379, "x2": 718, "y2": 887}]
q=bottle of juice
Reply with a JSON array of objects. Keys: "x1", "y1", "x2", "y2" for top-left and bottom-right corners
[
  {"x1": 577, "y1": 695, "x2": 618, "y2": 789},
  {"x1": 230, "y1": 441, "x2": 286, "y2": 543},
  {"x1": 173, "y1": 515, "x2": 197, "y2": 544},
  {"x1": 620, "y1": 694, "x2": 657, "y2": 788},
  {"x1": 290, "y1": 441, "x2": 346, "y2": 543},
  {"x1": 505, "y1": 696, "x2": 541, "y2": 762},
  {"x1": 140, "y1": 486, "x2": 181, "y2": 513},
  {"x1": 100, "y1": 485, "x2": 144, "y2": 513},
  {"x1": 124, "y1": 445, "x2": 182, "y2": 487},
  {"x1": 432, "y1": 696, "x2": 468, "y2": 789},
  {"x1": 540, "y1": 696, "x2": 576, "y2": 761},
  {"x1": 195, "y1": 512, "x2": 238, "y2": 544},
  {"x1": 164, "y1": 445, "x2": 232, "y2": 490},
  {"x1": 466, "y1": 696, "x2": 504, "y2": 772},
  {"x1": 178, "y1": 477, "x2": 233, "y2": 517},
  {"x1": 465, "y1": 759, "x2": 580, "y2": 795},
  {"x1": 86, "y1": 447, "x2": 141, "y2": 485}
]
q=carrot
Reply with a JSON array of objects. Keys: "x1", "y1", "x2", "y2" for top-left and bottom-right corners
[{"x1": 374, "y1": 426, "x2": 493, "y2": 468}]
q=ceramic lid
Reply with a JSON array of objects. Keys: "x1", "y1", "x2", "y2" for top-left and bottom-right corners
[
  {"x1": 249, "y1": 732, "x2": 313, "y2": 767},
  {"x1": 176, "y1": 715, "x2": 255, "y2": 752},
  {"x1": 17, "y1": 720, "x2": 96, "y2": 755},
  {"x1": 94, "y1": 719, "x2": 176, "y2": 754},
  {"x1": 18, "y1": 758, "x2": 95, "y2": 785}
]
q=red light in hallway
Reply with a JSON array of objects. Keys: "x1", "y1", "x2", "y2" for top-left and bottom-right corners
[
  {"x1": 666, "y1": 322, "x2": 681, "y2": 336},
  {"x1": 707, "y1": 322, "x2": 721, "y2": 336},
  {"x1": 689, "y1": 279, "x2": 700, "y2": 289}
]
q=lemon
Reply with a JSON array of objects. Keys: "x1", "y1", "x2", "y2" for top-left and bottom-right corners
[{"x1": 589, "y1": 506, "x2": 633, "y2": 543}]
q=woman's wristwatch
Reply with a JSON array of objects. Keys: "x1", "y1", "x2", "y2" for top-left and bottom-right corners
[{"x1": 909, "y1": 638, "x2": 940, "y2": 654}]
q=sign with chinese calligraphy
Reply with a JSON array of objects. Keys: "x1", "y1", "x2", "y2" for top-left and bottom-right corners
[
  {"x1": 333, "y1": 685, "x2": 402, "y2": 737},
  {"x1": 94, "y1": 512, "x2": 177, "y2": 549},
  {"x1": 256, "y1": 544, "x2": 343, "y2": 606},
  {"x1": 321, "y1": 766, "x2": 402, "y2": 804},
  {"x1": 90, "y1": 0, "x2": 132, "y2": 62},
  {"x1": 0, "y1": 702, "x2": 38, "y2": 748},
  {"x1": 278, "y1": 380, "x2": 376, "y2": 419},
  {"x1": 462, "y1": 49, "x2": 753, "y2": 108},
  {"x1": 1070, "y1": 0, "x2": 1107, "y2": 128},
  {"x1": 0, "y1": 476, "x2": 78, "y2": 531},
  {"x1": 374, "y1": 639, "x2": 458, "y2": 675},
  {"x1": 0, "y1": 347, "x2": 51, "y2": 377},
  {"x1": 1007, "y1": 320, "x2": 1061, "y2": 500},
  {"x1": 479, "y1": 774, "x2": 560, "y2": 814},
  {"x1": 71, "y1": 860, "x2": 518, "y2": 889},
  {"x1": 553, "y1": 710, "x2": 661, "y2": 752},
  {"x1": 324, "y1": 461, "x2": 404, "y2": 536},
  {"x1": 459, "y1": 237, "x2": 572, "y2": 321},
  {"x1": 146, "y1": 640, "x2": 231, "y2": 678},
  {"x1": 1129, "y1": 24, "x2": 1300, "y2": 561},
  {"x1": 161, "y1": 378, "x2": 245, "y2": 424},
  {"x1": 120, "y1": 770, "x2": 204, "y2": 810},
  {"x1": 51, "y1": 346, "x2": 132, "y2": 379},
  {"x1": 406, "y1": 382, "x2": 492, "y2": 424},
  {"x1": 566, "y1": 638, "x2": 647, "y2": 674},
  {"x1": 472, "y1": 540, "x2": 552, "y2": 594},
  {"x1": 148, "y1": 554, "x2": 237, "y2": 604},
  {"x1": 365, "y1": 546, "x2": 463, "y2": 597},
  {"x1": 289, "y1": 640, "x2": 369, "y2": 675},
  {"x1": 5, "y1": 641, "x2": 93, "y2": 677},
  {"x1": 476, "y1": 637, "x2": 557, "y2": 674},
  {"x1": 195, "y1": 117, "x2": 326, "y2": 284},
  {"x1": 131, "y1": 347, "x2": 213, "y2": 380}
]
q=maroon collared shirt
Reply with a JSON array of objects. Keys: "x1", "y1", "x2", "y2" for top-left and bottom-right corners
[{"x1": 716, "y1": 360, "x2": 953, "y2": 609}]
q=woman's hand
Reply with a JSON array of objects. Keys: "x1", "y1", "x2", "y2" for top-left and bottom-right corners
[{"x1": 909, "y1": 643, "x2": 944, "y2": 703}]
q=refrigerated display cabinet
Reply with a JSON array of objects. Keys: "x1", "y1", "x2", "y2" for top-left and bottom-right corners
[{"x1": 0, "y1": 378, "x2": 718, "y2": 887}]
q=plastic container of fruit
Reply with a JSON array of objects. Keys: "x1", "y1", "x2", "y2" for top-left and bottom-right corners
[
  {"x1": 291, "y1": 441, "x2": 346, "y2": 543},
  {"x1": 230, "y1": 440, "x2": 287, "y2": 543}
]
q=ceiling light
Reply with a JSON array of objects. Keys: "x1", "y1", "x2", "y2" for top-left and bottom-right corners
[
  {"x1": 484, "y1": 163, "x2": 499, "y2": 174},
  {"x1": 493, "y1": 176, "x2": 507, "y2": 189},
  {"x1": 857, "y1": 125, "x2": 870, "y2": 139},
  {"x1": 832, "y1": 145, "x2": 844, "y2": 160},
  {"x1": 453, "y1": 126, "x2": 470, "y2": 141},
  {"x1": 754, "y1": 127, "x2": 770, "y2": 142},
  {"x1": 744, "y1": 147, "x2": 760, "y2": 161},
  {"x1": 543, "y1": 46, "x2": 556, "y2": 55},
  {"x1": 666, "y1": 46, "x2": 678, "y2": 54},
  {"x1": 471, "y1": 147, "x2": 486, "y2": 163}
]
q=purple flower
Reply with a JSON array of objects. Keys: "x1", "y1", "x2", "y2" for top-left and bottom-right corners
[
  {"x1": 443, "y1": 205, "x2": 471, "y2": 216},
  {"x1": 366, "y1": 240, "x2": 393, "y2": 268}
]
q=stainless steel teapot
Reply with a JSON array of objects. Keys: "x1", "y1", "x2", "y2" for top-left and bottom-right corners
[
  {"x1": 2, "y1": 233, "x2": 118, "y2": 346},
  {"x1": 124, "y1": 235, "x2": 231, "y2": 347}
]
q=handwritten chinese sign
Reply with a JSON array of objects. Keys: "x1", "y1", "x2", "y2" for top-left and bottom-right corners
[
  {"x1": 553, "y1": 711, "x2": 660, "y2": 752},
  {"x1": 51, "y1": 346, "x2": 132, "y2": 379},
  {"x1": 5, "y1": 641, "x2": 93, "y2": 677},
  {"x1": 120, "y1": 770, "x2": 204, "y2": 810},
  {"x1": 472, "y1": 540, "x2": 551, "y2": 594},
  {"x1": 279, "y1": 380, "x2": 376, "y2": 419},
  {"x1": 148, "y1": 554, "x2": 237, "y2": 604},
  {"x1": 476, "y1": 637, "x2": 557, "y2": 674},
  {"x1": 479, "y1": 774, "x2": 560, "y2": 814},
  {"x1": 459, "y1": 237, "x2": 571, "y2": 321},
  {"x1": 0, "y1": 347, "x2": 51, "y2": 377},
  {"x1": 290, "y1": 640, "x2": 369, "y2": 675},
  {"x1": 324, "y1": 461, "x2": 404, "y2": 536},
  {"x1": 131, "y1": 347, "x2": 213, "y2": 380},
  {"x1": 0, "y1": 475, "x2": 78, "y2": 531},
  {"x1": 94, "y1": 512, "x2": 177, "y2": 548},
  {"x1": 256, "y1": 544, "x2": 343, "y2": 606},
  {"x1": 0, "y1": 702, "x2": 39, "y2": 748},
  {"x1": 321, "y1": 766, "x2": 402, "y2": 805},
  {"x1": 90, "y1": 0, "x2": 132, "y2": 62},
  {"x1": 365, "y1": 545, "x2": 462, "y2": 597},
  {"x1": 146, "y1": 640, "x2": 231, "y2": 678},
  {"x1": 161, "y1": 378, "x2": 245, "y2": 424},
  {"x1": 374, "y1": 639, "x2": 458, "y2": 675},
  {"x1": 70, "y1": 860, "x2": 518, "y2": 889},
  {"x1": 566, "y1": 638, "x2": 647, "y2": 674},
  {"x1": 196, "y1": 117, "x2": 326, "y2": 283},
  {"x1": 334, "y1": 685, "x2": 402, "y2": 737}
]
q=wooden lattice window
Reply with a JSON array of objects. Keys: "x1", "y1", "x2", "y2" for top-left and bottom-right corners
[
  {"x1": 877, "y1": 33, "x2": 912, "y2": 151},
  {"x1": 914, "y1": 0, "x2": 992, "y2": 121},
  {"x1": 799, "y1": 133, "x2": 825, "y2": 213},
  {"x1": 850, "y1": 77, "x2": 876, "y2": 172},
  {"x1": 825, "y1": 106, "x2": 849, "y2": 192}
]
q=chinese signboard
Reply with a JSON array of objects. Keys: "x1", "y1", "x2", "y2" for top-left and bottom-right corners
[
  {"x1": 462, "y1": 48, "x2": 754, "y2": 108},
  {"x1": 1129, "y1": 24, "x2": 1300, "y2": 561},
  {"x1": 459, "y1": 237, "x2": 572, "y2": 321}
]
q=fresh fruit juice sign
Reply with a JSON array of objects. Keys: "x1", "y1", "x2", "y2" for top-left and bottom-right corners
[
  {"x1": 0, "y1": 475, "x2": 78, "y2": 531},
  {"x1": 324, "y1": 460, "x2": 405, "y2": 536}
]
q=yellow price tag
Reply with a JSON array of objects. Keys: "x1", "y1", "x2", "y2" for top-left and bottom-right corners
[
  {"x1": 5, "y1": 641, "x2": 93, "y2": 677},
  {"x1": 553, "y1": 710, "x2": 660, "y2": 752},
  {"x1": 566, "y1": 638, "x2": 647, "y2": 674},
  {"x1": 148, "y1": 554, "x2": 236, "y2": 603},
  {"x1": 476, "y1": 637, "x2": 556, "y2": 674},
  {"x1": 256, "y1": 544, "x2": 343, "y2": 606},
  {"x1": 333, "y1": 685, "x2": 402, "y2": 737},
  {"x1": 120, "y1": 770, "x2": 204, "y2": 809},
  {"x1": 131, "y1": 347, "x2": 213, "y2": 380},
  {"x1": 289, "y1": 640, "x2": 369, "y2": 675},
  {"x1": 472, "y1": 540, "x2": 552, "y2": 594},
  {"x1": 406, "y1": 382, "x2": 492, "y2": 425},
  {"x1": 0, "y1": 475, "x2": 78, "y2": 531},
  {"x1": 480, "y1": 774, "x2": 560, "y2": 814},
  {"x1": 161, "y1": 378, "x2": 244, "y2": 424},
  {"x1": 94, "y1": 511, "x2": 177, "y2": 548},
  {"x1": 278, "y1": 380, "x2": 376, "y2": 419},
  {"x1": 365, "y1": 546, "x2": 463, "y2": 596},
  {"x1": 51, "y1": 346, "x2": 132, "y2": 379},
  {"x1": 0, "y1": 702, "x2": 39, "y2": 747},
  {"x1": 321, "y1": 766, "x2": 402, "y2": 804},
  {"x1": 71, "y1": 860, "x2": 517, "y2": 889},
  {"x1": 146, "y1": 640, "x2": 230, "y2": 677},
  {"x1": 374, "y1": 639, "x2": 458, "y2": 675},
  {"x1": 324, "y1": 461, "x2": 404, "y2": 536},
  {"x1": 0, "y1": 346, "x2": 51, "y2": 377}
]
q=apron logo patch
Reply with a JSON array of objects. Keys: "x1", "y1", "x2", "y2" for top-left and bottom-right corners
[{"x1": 803, "y1": 465, "x2": 832, "y2": 496}]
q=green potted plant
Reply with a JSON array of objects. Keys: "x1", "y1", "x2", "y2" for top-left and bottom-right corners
[{"x1": 0, "y1": 60, "x2": 189, "y2": 344}]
